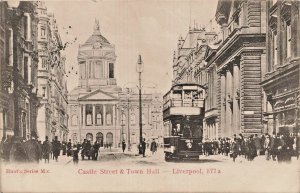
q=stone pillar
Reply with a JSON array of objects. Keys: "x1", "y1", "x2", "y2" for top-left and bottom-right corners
[
  {"x1": 233, "y1": 63, "x2": 239, "y2": 136},
  {"x1": 28, "y1": 56, "x2": 32, "y2": 84},
  {"x1": 92, "y1": 104, "x2": 95, "y2": 125},
  {"x1": 9, "y1": 28, "x2": 13, "y2": 67},
  {"x1": 226, "y1": 69, "x2": 232, "y2": 137},
  {"x1": 103, "y1": 104, "x2": 106, "y2": 126},
  {"x1": 112, "y1": 104, "x2": 116, "y2": 126},
  {"x1": 83, "y1": 104, "x2": 86, "y2": 126},
  {"x1": 24, "y1": 13, "x2": 31, "y2": 40},
  {"x1": 220, "y1": 72, "x2": 226, "y2": 137},
  {"x1": 78, "y1": 105, "x2": 82, "y2": 125}
]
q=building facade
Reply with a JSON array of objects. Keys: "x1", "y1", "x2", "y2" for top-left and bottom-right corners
[
  {"x1": 68, "y1": 20, "x2": 164, "y2": 148},
  {"x1": 207, "y1": 0, "x2": 267, "y2": 138},
  {"x1": 171, "y1": 26, "x2": 219, "y2": 139},
  {"x1": 36, "y1": 2, "x2": 68, "y2": 142},
  {"x1": 68, "y1": 20, "x2": 121, "y2": 147},
  {"x1": 0, "y1": 1, "x2": 40, "y2": 140},
  {"x1": 261, "y1": 0, "x2": 300, "y2": 135},
  {"x1": 0, "y1": 1, "x2": 10, "y2": 140},
  {"x1": 119, "y1": 90, "x2": 163, "y2": 148},
  {"x1": 169, "y1": 0, "x2": 275, "y2": 139}
]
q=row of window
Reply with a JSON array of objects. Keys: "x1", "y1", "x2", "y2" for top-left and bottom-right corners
[
  {"x1": 270, "y1": 19, "x2": 292, "y2": 68},
  {"x1": 71, "y1": 113, "x2": 112, "y2": 126},
  {"x1": 79, "y1": 61, "x2": 114, "y2": 79},
  {"x1": 71, "y1": 112, "x2": 160, "y2": 126}
]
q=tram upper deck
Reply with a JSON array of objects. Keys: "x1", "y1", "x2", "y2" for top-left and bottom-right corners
[{"x1": 163, "y1": 83, "x2": 205, "y2": 120}]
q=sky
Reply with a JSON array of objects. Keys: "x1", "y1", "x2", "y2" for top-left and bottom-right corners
[{"x1": 45, "y1": 0, "x2": 219, "y2": 94}]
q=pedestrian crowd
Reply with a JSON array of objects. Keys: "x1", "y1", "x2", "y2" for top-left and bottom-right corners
[
  {"x1": 0, "y1": 133, "x2": 103, "y2": 165},
  {"x1": 0, "y1": 133, "x2": 62, "y2": 164},
  {"x1": 201, "y1": 132, "x2": 300, "y2": 163}
]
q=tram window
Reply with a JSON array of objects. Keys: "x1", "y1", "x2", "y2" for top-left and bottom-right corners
[
  {"x1": 183, "y1": 126, "x2": 192, "y2": 138},
  {"x1": 184, "y1": 91, "x2": 191, "y2": 99},
  {"x1": 173, "y1": 92, "x2": 181, "y2": 99},
  {"x1": 199, "y1": 91, "x2": 203, "y2": 99},
  {"x1": 192, "y1": 91, "x2": 198, "y2": 99},
  {"x1": 176, "y1": 124, "x2": 181, "y2": 132}
]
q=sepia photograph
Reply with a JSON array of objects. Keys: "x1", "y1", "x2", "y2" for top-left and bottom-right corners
[{"x1": 0, "y1": 0, "x2": 299, "y2": 192}]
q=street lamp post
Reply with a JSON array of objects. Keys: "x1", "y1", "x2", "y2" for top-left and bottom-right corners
[
  {"x1": 126, "y1": 89, "x2": 131, "y2": 151},
  {"x1": 136, "y1": 55, "x2": 144, "y2": 154},
  {"x1": 121, "y1": 108, "x2": 125, "y2": 142}
]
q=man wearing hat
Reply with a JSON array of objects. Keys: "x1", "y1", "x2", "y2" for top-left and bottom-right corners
[
  {"x1": 52, "y1": 136, "x2": 61, "y2": 162},
  {"x1": 42, "y1": 136, "x2": 51, "y2": 163}
]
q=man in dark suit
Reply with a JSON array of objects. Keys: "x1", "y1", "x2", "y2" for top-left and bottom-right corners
[
  {"x1": 141, "y1": 138, "x2": 146, "y2": 157},
  {"x1": 52, "y1": 136, "x2": 61, "y2": 162}
]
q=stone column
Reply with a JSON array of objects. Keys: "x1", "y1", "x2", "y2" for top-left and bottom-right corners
[
  {"x1": 112, "y1": 104, "x2": 116, "y2": 126},
  {"x1": 92, "y1": 104, "x2": 95, "y2": 125},
  {"x1": 83, "y1": 104, "x2": 86, "y2": 126},
  {"x1": 28, "y1": 55, "x2": 32, "y2": 84},
  {"x1": 233, "y1": 63, "x2": 239, "y2": 136},
  {"x1": 226, "y1": 69, "x2": 232, "y2": 137},
  {"x1": 220, "y1": 72, "x2": 226, "y2": 137},
  {"x1": 24, "y1": 13, "x2": 31, "y2": 40},
  {"x1": 78, "y1": 105, "x2": 82, "y2": 125},
  {"x1": 9, "y1": 28, "x2": 13, "y2": 67},
  {"x1": 103, "y1": 104, "x2": 106, "y2": 126}
]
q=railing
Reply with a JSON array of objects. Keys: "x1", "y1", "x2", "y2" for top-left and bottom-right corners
[{"x1": 163, "y1": 99, "x2": 204, "y2": 110}]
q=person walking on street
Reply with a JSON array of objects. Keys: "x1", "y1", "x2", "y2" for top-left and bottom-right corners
[
  {"x1": 230, "y1": 138, "x2": 239, "y2": 162},
  {"x1": 247, "y1": 135, "x2": 257, "y2": 161},
  {"x1": 92, "y1": 141, "x2": 100, "y2": 160},
  {"x1": 264, "y1": 135, "x2": 271, "y2": 160},
  {"x1": 72, "y1": 145, "x2": 79, "y2": 165},
  {"x1": 67, "y1": 139, "x2": 72, "y2": 157},
  {"x1": 122, "y1": 140, "x2": 126, "y2": 153},
  {"x1": 52, "y1": 136, "x2": 61, "y2": 162},
  {"x1": 81, "y1": 139, "x2": 87, "y2": 160},
  {"x1": 150, "y1": 139, "x2": 157, "y2": 155},
  {"x1": 277, "y1": 134, "x2": 285, "y2": 163},
  {"x1": 42, "y1": 136, "x2": 51, "y2": 164},
  {"x1": 254, "y1": 134, "x2": 262, "y2": 156},
  {"x1": 141, "y1": 138, "x2": 146, "y2": 157}
]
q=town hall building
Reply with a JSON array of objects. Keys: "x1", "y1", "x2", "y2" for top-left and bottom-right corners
[{"x1": 68, "y1": 20, "x2": 121, "y2": 147}]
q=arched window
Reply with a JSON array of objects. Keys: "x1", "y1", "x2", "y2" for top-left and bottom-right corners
[
  {"x1": 86, "y1": 104, "x2": 93, "y2": 125},
  {"x1": 96, "y1": 113, "x2": 102, "y2": 125},
  {"x1": 96, "y1": 132, "x2": 103, "y2": 147},
  {"x1": 106, "y1": 113, "x2": 112, "y2": 125},
  {"x1": 95, "y1": 61, "x2": 103, "y2": 78},
  {"x1": 71, "y1": 115, "x2": 78, "y2": 126}
]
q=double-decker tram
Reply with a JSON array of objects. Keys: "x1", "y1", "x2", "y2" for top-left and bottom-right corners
[{"x1": 163, "y1": 83, "x2": 205, "y2": 161}]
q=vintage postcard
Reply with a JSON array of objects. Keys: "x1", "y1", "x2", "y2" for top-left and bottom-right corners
[{"x1": 0, "y1": 0, "x2": 299, "y2": 192}]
